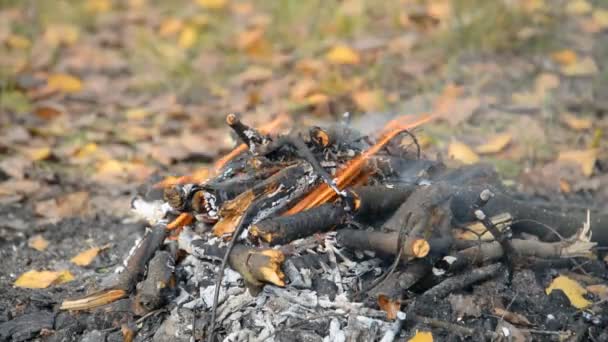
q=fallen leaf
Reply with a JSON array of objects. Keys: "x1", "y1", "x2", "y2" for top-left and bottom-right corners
[
  {"x1": 196, "y1": 0, "x2": 227, "y2": 10},
  {"x1": 493, "y1": 307, "x2": 532, "y2": 326},
  {"x1": 23, "y1": 147, "x2": 52, "y2": 161},
  {"x1": 73, "y1": 143, "x2": 99, "y2": 159},
  {"x1": 290, "y1": 78, "x2": 318, "y2": 101},
  {"x1": 439, "y1": 98, "x2": 481, "y2": 126},
  {"x1": 448, "y1": 140, "x2": 480, "y2": 164},
  {"x1": 35, "y1": 191, "x2": 90, "y2": 220},
  {"x1": 408, "y1": 331, "x2": 433, "y2": 342},
  {"x1": 378, "y1": 295, "x2": 400, "y2": 320},
  {"x1": 71, "y1": 245, "x2": 109, "y2": 266},
  {"x1": 476, "y1": 133, "x2": 512, "y2": 154},
  {"x1": 551, "y1": 49, "x2": 577, "y2": 66},
  {"x1": 86, "y1": 0, "x2": 112, "y2": 13},
  {"x1": 28, "y1": 235, "x2": 49, "y2": 251},
  {"x1": 236, "y1": 28, "x2": 272, "y2": 58},
  {"x1": 305, "y1": 93, "x2": 329, "y2": 105},
  {"x1": 561, "y1": 112, "x2": 592, "y2": 131},
  {"x1": 352, "y1": 90, "x2": 383, "y2": 112},
  {"x1": 535, "y1": 73, "x2": 560, "y2": 94},
  {"x1": 561, "y1": 57, "x2": 598, "y2": 76},
  {"x1": 593, "y1": 9, "x2": 608, "y2": 29},
  {"x1": 14, "y1": 270, "x2": 74, "y2": 289},
  {"x1": 546, "y1": 275, "x2": 592, "y2": 309},
  {"x1": 6, "y1": 34, "x2": 31, "y2": 49},
  {"x1": 234, "y1": 66, "x2": 272, "y2": 84},
  {"x1": 326, "y1": 44, "x2": 360, "y2": 65},
  {"x1": 125, "y1": 107, "x2": 150, "y2": 120},
  {"x1": 34, "y1": 102, "x2": 65, "y2": 120},
  {"x1": 557, "y1": 149, "x2": 598, "y2": 176},
  {"x1": 159, "y1": 18, "x2": 183, "y2": 37},
  {"x1": 178, "y1": 25, "x2": 197, "y2": 49},
  {"x1": 44, "y1": 24, "x2": 80, "y2": 46},
  {"x1": 47, "y1": 73, "x2": 82, "y2": 93},
  {"x1": 565, "y1": 0, "x2": 592, "y2": 15}
]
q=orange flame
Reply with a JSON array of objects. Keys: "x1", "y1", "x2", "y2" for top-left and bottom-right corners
[
  {"x1": 285, "y1": 114, "x2": 435, "y2": 215},
  {"x1": 154, "y1": 113, "x2": 289, "y2": 188}
]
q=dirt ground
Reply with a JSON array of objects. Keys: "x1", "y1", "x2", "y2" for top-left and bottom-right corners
[{"x1": 1, "y1": 0, "x2": 608, "y2": 341}]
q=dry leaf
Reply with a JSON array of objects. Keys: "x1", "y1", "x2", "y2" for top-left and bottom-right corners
[
  {"x1": 409, "y1": 331, "x2": 433, "y2": 342},
  {"x1": 448, "y1": 140, "x2": 480, "y2": 164},
  {"x1": 23, "y1": 147, "x2": 52, "y2": 161},
  {"x1": 234, "y1": 66, "x2": 272, "y2": 84},
  {"x1": 476, "y1": 133, "x2": 512, "y2": 154},
  {"x1": 551, "y1": 50, "x2": 577, "y2": 66},
  {"x1": 159, "y1": 18, "x2": 183, "y2": 37},
  {"x1": 14, "y1": 270, "x2": 74, "y2": 289},
  {"x1": 47, "y1": 73, "x2": 83, "y2": 93},
  {"x1": 35, "y1": 191, "x2": 90, "y2": 219},
  {"x1": 28, "y1": 235, "x2": 49, "y2": 251},
  {"x1": 561, "y1": 112, "x2": 592, "y2": 131},
  {"x1": 125, "y1": 107, "x2": 150, "y2": 120},
  {"x1": 86, "y1": 0, "x2": 112, "y2": 13},
  {"x1": 196, "y1": 0, "x2": 227, "y2": 10},
  {"x1": 352, "y1": 90, "x2": 383, "y2": 112},
  {"x1": 377, "y1": 295, "x2": 400, "y2": 320},
  {"x1": 71, "y1": 245, "x2": 108, "y2": 266},
  {"x1": 593, "y1": 9, "x2": 608, "y2": 29},
  {"x1": 561, "y1": 57, "x2": 598, "y2": 76},
  {"x1": 178, "y1": 26, "x2": 197, "y2": 49},
  {"x1": 290, "y1": 78, "x2": 318, "y2": 101},
  {"x1": 326, "y1": 45, "x2": 360, "y2": 65},
  {"x1": 236, "y1": 28, "x2": 272, "y2": 58},
  {"x1": 493, "y1": 308, "x2": 532, "y2": 326},
  {"x1": 305, "y1": 93, "x2": 329, "y2": 105},
  {"x1": 6, "y1": 34, "x2": 31, "y2": 49},
  {"x1": 535, "y1": 73, "x2": 560, "y2": 94},
  {"x1": 557, "y1": 149, "x2": 598, "y2": 177},
  {"x1": 586, "y1": 284, "x2": 608, "y2": 300},
  {"x1": 44, "y1": 24, "x2": 80, "y2": 46},
  {"x1": 566, "y1": 0, "x2": 592, "y2": 15},
  {"x1": 546, "y1": 275, "x2": 592, "y2": 309}
]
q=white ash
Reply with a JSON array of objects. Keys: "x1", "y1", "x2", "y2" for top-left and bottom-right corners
[
  {"x1": 167, "y1": 231, "x2": 398, "y2": 341},
  {"x1": 130, "y1": 196, "x2": 171, "y2": 225}
]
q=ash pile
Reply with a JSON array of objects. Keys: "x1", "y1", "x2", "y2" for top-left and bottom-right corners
[{"x1": 61, "y1": 114, "x2": 608, "y2": 341}]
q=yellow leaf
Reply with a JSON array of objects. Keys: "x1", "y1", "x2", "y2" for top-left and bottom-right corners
[
  {"x1": 25, "y1": 147, "x2": 52, "y2": 161},
  {"x1": 593, "y1": 9, "x2": 608, "y2": 29},
  {"x1": 86, "y1": 0, "x2": 112, "y2": 13},
  {"x1": 534, "y1": 73, "x2": 560, "y2": 95},
  {"x1": 326, "y1": 45, "x2": 360, "y2": 65},
  {"x1": 566, "y1": 0, "x2": 592, "y2": 15},
  {"x1": 546, "y1": 275, "x2": 592, "y2": 309},
  {"x1": 561, "y1": 112, "x2": 592, "y2": 131},
  {"x1": 6, "y1": 34, "x2": 31, "y2": 49},
  {"x1": 47, "y1": 74, "x2": 83, "y2": 93},
  {"x1": 561, "y1": 57, "x2": 598, "y2": 76},
  {"x1": 558, "y1": 149, "x2": 598, "y2": 176},
  {"x1": 14, "y1": 270, "x2": 74, "y2": 289},
  {"x1": 74, "y1": 143, "x2": 99, "y2": 159},
  {"x1": 448, "y1": 141, "x2": 480, "y2": 164},
  {"x1": 125, "y1": 107, "x2": 150, "y2": 120},
  {"x1": 305, "y1": 93, "x2": 329, "y2": 105},
  {"x1": 409, "y1": 331, "x2": 433, "y2": 342},
  {"x1": 44, "y1": 24, "x2": 80, "y2": 46},
  {"x1": 178, "y1": 26, "x2": 198, "y2": 49},
  {"x1": 97, "y1": 159, "x2": 127, "y2": 175},
  {"x1": 352, "y1": 90, "x2": 383, "y2": 112},
  {"x1": 159, "y1": 18, "x2": 183, "y2": 37},
  {"x1": 196, "y1": 0, "x2": 227, "y2": 10},
  {"x1": 475, "y1": 133, "x2": 512, "y2": 154},
  {"x1": 28, "y1": 235, "x2": 49, "y2": 251},
  {"x1": 71, "y1": 246, "x2": 105, "y2": 266},
  {"x1": 551, "y1": 50, "x2": 577, "y2": 66}
]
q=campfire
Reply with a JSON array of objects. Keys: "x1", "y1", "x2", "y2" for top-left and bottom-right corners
[{"x1": 60, "y1": 114, "x2": 607, "y2": 341}]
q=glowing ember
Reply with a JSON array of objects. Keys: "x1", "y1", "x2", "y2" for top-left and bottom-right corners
[{"x1": 285, "y1": 114, "x2": 435, "y2": 215}]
